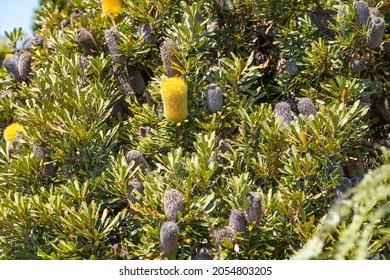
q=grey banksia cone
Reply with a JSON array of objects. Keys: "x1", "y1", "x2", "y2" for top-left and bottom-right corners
[
  {"x1": 354, "y1": 0, "x2": 370, "y2": 27},
  {"x1": 274, "y1": 102, "x2": 293, "y2": 129},
  {"x1": 246, "y1": 192, "x2": 262, "y2": 224},
  {"x1": 160, "y1": 221, "x2": 179, "y2": 257},
  {"x1": 160, "y1": 38, "x2": 181, "y2": 77},
  {"x1": 2, "y1": 50, "x2": 31, "y2": 81},
  {"x1": 297, "y1": 98, "x2": 317, "y2": 116},
  {"x1": 164, "y1": 189, "x2": 184, "y2": 221},
  {"x1": 104, "y1": 27, "x2": 127, "y2": 64},
  {"x1": 126, "y1": 150, "x2": 150, "y2": 172},
  {"x1": 367, "y1": 17, "x2": 385, "y2": 49},
  {"x1": 76, "y1": 28, "x2": 98, "y2": 55},
  {"x1": 205, "y1": 84, "x2": 224, "y2": 113},
  {"x1": 350, "y1": 57, "x2": 366, "y2": 74},
  {"x1": 228, "y1": 208, "x2": 247, "y2": 233}
]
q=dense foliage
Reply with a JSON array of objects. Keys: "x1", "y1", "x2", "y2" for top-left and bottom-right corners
[{"x1": 0, "y1": 0, "x2": 389, "y2": 260}]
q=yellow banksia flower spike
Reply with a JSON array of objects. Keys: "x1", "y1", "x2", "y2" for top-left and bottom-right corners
[
  {"x1": 300, "y1": 130, "x2": 308, "y2": 151},
  {"x1": 3, "y1": 123, "x2": 24, "y2": 143},
  {"x1": 101, "y1": 0, "x2": 123, "y2": 19},
  {"x1": 341, "y1": 87, "x2": 348, "y2": 102},
  {"x1": 161, "y1": 77, "x2": 188, "y2": 123}
]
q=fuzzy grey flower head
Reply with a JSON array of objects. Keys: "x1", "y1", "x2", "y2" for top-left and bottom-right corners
[
  {"x1": 25, "y1": 34, "x2": 44, "y2": 50},
  {"x1": 297, "y1": 98, "x2": 317, "y2": 116},
  {"x1": 127, "y1": 180, "x2": 144, "y2": 204},
  {"x1": 354, "y1": 0, "x2": 370, "y2": 27},
  {"x1": 285, "y1": 59, "x2": 299, "y2": 76},
  {"x1": 205, "y1": 84, "x2": 224, "y2": 113},
  {"x1": 228, "y1": 208, "x2": 248, "y2": 233},
  {"x1": 104, "y1": 27, "x2": 127, "y2": 64},
  {"x1": 274, "y1": 102, "x2": 293, "y2": 129},
  {"x1": 160, "y1": 221, "x2": 179, "y2": 257},
  {"x1": 246, "y1": 192, "x2": 262, "y2": 224},
  {"x1": 75, "y1": 28, "x2": 98, "y2": 55},
  {"x1": 350, "y1": 57, "x2": 366, "y2": 74},
  {"x1": 367, "y1": 17, "x2": 385, "y2": 49},
  {"x1": 194, "y1": 248, "x2": 212, "y2": 260},
  {"x1": 61, "y1": 19, "x2": 69, "y2": 31},
  {"x1": 126, "y1": 150, "x2": 150, "y2": 172},
  {"x1": 160, "y1": 38, "x2": 181, "y2": 77},
  {"x1": 70, "y1": 8, "x2": 82, "y2": 28},
  {"x1": 164, "y1": 189, "x2": 184, "y2": 221},
  {"x1": 213, "y1": 226, "x2": 235, "y2": 247}
]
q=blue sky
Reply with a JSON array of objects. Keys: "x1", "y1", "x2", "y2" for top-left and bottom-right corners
[{"x1": 0, "y1": 0, "x2": 40, "y2": 36}]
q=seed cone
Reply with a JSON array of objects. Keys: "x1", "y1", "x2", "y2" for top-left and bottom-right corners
[
  {"x1": 160, "y1": 221, "x2": 179, "y2": 257},
  {"x1": 164, "y1": 189, "x2": 184, "y2": 221}
]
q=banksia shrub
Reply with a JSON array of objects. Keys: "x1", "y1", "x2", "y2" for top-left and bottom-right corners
[
  {"x1": 160, "y1": 221, "x2": 179, "y2": 257},
  {"x1": 104, "y1": 27, "x2": 127, "y2": 64},
  {"x1": 354, "y1": 0, "x2": 370, "y2": 26},
  {"x1": 101, "y1": 0, "x2": 123, "y2": 19},
  {"x1": 164, "y1": 189, "x2": 184, "y2": 221},
  {"x1": 75, "y1": 28, "x2": 98, "y2": 55},
  {"x1": 246, "y1": 192, "x2": 262, "y2": 224},
  {"x1": 160, "y1": 38, "x2": 181, "y2": 77},
  {"x1": 366, "y1": 17, "x2": 385, "y2": 49},
  {"x1": 160, "y1": 77, "x2": 188, "y2": 123},
  {"x1": 297, "y1": 98, "x2": 317, "y2": 116},
  {"x1": 228, "y1": 208, "x2": 247, "y2": 233},
  {"x1": 205, "y1": 84, "x2": 223, "y2": 113}
]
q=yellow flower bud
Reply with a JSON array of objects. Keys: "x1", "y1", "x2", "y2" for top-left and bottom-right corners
[
  {"x1": 161, "y1": 77, "x2": 188, "y2": 123},
  {"x1": 101, "y1": 0, "x2": 123, "y2": 19}
]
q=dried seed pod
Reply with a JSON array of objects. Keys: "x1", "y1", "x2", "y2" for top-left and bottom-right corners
[
  {"x1": 274, "y1": 102, "x2": 293, "y2": 129},
  {"x1": 61, "y1": 19, "x2": 69, "y2": 31},
  {"x1": 18, "y1": 51, "x2": 32, "y2": 80},
  {"x1": 164, "y1": 189, "x2": 184, "y2": 221},
  {"x1": 297, "y1": 98, "x2": 317, "y2": 116},
  {"x1": 104, "y1": 27, "x2": 127, "y2": 64},
  {"x1": 126, "y1": 150, "x2": 150, "y2": 172},
  {"x1": 354, "y1": 0, "x2": 370, "y2": 26},
  {"x1": 228, "y1": 208, "x2": 247, "y2": 233},
  {"x1": 246, "y1": 192, "x2": 262, "y2": 224},
  {"x1": 160, "y1": 38, "x2": 181, "y2": 77},
  {"x1": 334, "y1": 177, "x2": 352, "y2": 199},
  {"x1": 2, "y1": 54, "x2": 22, "y2": 81},
  {"x1": 213, "y1": 226, "x2": 235, "y2": 247},
  {"x1": 367, "y1": 17, "x2": 385, "y2": 49},
  {"x1": 350, "y1": 57, "x2": 366, "y2": 74},
  {"x1": 205, "y1": 84, "x2": 223, "y2": 113},
  {"x1": 75, "y1": 28, "x2": 98, "y2": 55},
  {"x1": 160, "y1": 221, "x2": 179, "y2": 257},
  {"x1": 285, "y1": 59, "x2": 299, "y2": 76},
  {"x1": 127, "y1": 180, "x2": 144, "y2": 204},
  {"x1": 370, "y1": 80, "x2": 384, "y2": 96}
]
